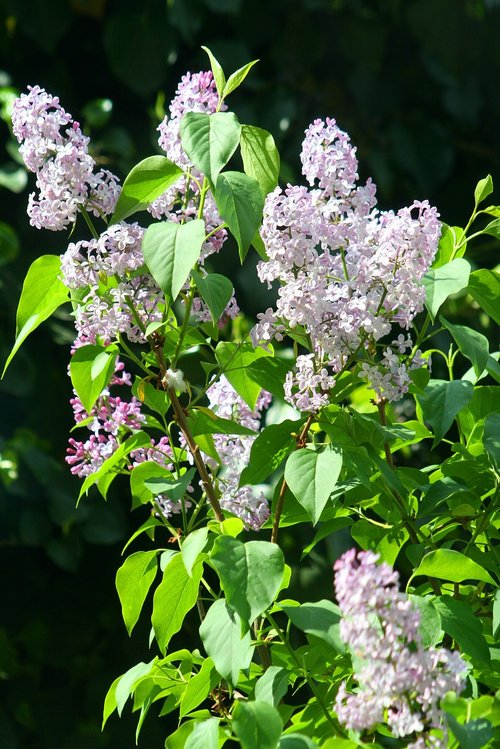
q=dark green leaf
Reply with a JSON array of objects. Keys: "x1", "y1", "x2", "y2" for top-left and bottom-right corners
[
  {"x1": 240, "y1": 124, "x2": 280, "y2": 197},
  {"x1": 483, "y1": 412, "x2": 500, "y2": 466},
  {"x1": 199, "y1": 599, "x2": 254, "y2": 684},
  {"x1": 245, "y1": 357, "x2": 294, "y2": 400},
  {"x1": 111, "y1": 156, "x2": 183, "y2": 223},
  {"x1": 254, "y1": 666, "x2": 289, "y2": 706},
  {"x1": 447, "y1": 714, "x2": 494, "y2": 749},
  {"x1": 214, "y1": 171, "x2": 264, "y2": 261},
  {"x1": 417, "y1": 379, "x2": 474, "y2": 443},
  {"x1": 232, "y1": 700, "x2": 282, "y2": 749},
  {"x1": 282, "y1": 600, "x2": 344, "y2": 652},
  {"x1": 3, "y1": 255, "x2": 69, "y2": 376},
  {"x1": 215, "y1": 341, "x2": 271, "y2": 409},
  {"x1": 152, "y1": 554, "x2": 203, "y2": 654},
  {"x1": 180, "y1": 111, "x2": 241, "y2": 182},
  {"x1": 284, "y1": 446, "x2": 343, "y2": 524},
  {"x1": 240, "y1": 419, "x2": 303, "y2": 486},
  {"x1": 191, "y1": 269, "x2": 233, "y2": 323},
  {"x1": 210, "y1": 537, "x2": 284, "y2": 630},
  {"x1": 441, "y1": 317, "x2": 489, "y2": 378},
  {"x1": 433, "y1": 596, "x2": 490, "y2": 663},
  {"x1": 142, "y1": 219, "x2": 205, "y2": 301},
  {"x1": 467, "y1": 269, "x2": 500, "y2": 324},
  {"x1": 116, "y1": 550, "x2": 158, "y2": 635},
  {"x1": 188, "y1": 408, "x2": 256, "y2": 437},
  {"x1": 423, "y1": 258, "x2": 471, "y2": 321}
]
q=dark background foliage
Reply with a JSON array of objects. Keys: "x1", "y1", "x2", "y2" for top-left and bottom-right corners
[{"x1": 0, "y1": 0, "x2": 498, "y2": 746}]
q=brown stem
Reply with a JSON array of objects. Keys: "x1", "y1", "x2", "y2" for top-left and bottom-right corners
[{"x1": 271, "y1": 413, "x2": 316, "y2": 545}]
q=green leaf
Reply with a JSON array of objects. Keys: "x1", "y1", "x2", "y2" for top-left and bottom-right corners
[
  {"x1": 3, "y1": 255, "x2": 69, "y2": 376},
  {"x1": 133, "y1": 377, "x2": 170, "y2": 416},
  {"x1": 245, "y1": 357, "x2": 294, "y2": 400},
  {"x1": 284, "y1": 445, "x2": 343, "y2": 524},
  {"x1": 447, "y1": 714, "x2": 494, "y2": 749},
  {"x1": 115, "y1": 550, "x2": 158, "y2": 635},
  {"x1": 180, "y1": 111, "x2": 241, "y2": 182},
  {"x1": 232, "y1": 700, "x2": 283, "y2": 749},
  {"x1": 240, "y1": 124, "x2": 280, "y2": 197},
  {"x1": 214, "y1": 171, "x2": 264, "y2": 261},
  {"x1": 79, "y1": 431, "x2": 150, "y2": 500},
  {"x1": 144, "y1": 467, "x2": 195, "y2": 502},
  {"x1": 210, "y1": 537, "x2": 284, "y2": 631},
  {"x1": 0, "y1": 221, "x2": 19, "y2": 267},
  {"x1": 215, "y1": 341, "x2": 271, "y2": 410},
  {"x1": 409, "y1": 595, "x2": 442, "y2": 647},
  {"x1": 423, "y1": 258, "x2": 471, "y2": 321},
  {"x1": 482, "y1": 217, "x2": 500, "y2": 240},
  {"x1": 282, "y1": 600, "x2": 344, "y2": 652},
  {"x1": 110, "y1": 156, "x2": 183, "y2": 223},
  {"x1": 417, "y1": 379, "x2": 474, "y2": 444},
  {"x1": 441, "y1": 317, "x2": 489, "y2": 378},
  {"x1": 483, "y1": 412, "x2": 500, "y2": 466},
  {"x1": 188, "y1": 408, "x2": 256, "y2": 437},
  {"x1": 181, "y1": 527, "x2": 209, "y2": 577},
  {"x1": 151, "y1": 554, "x2": 203, "y2": 654},
  {"x1": 115, "y1": 659, "x2": 156, "y2": 717},
  {"x1": 433, "y1": 596, "x2": 490, "y2": 663},
  {"x1": 493, "y1": 589, "x2": 500, "y2": 639},
  {"x1": 412, "y1": 549, "x2": 496, "y2": 585},
  {"x1": 69, "y1": 344, "x2": 118, "y2": 413},
  {"x1": 474, "y1": 174, "x2": 494, "y2": 206},
  {"x1": 191, "y1": 269, "x2": 233, "y2": 323},
  {"x1": 102, "y1": 674, "x2": 121, "y2": 728},
  {"x1": 201, "y1": 46, "x2": 226, "y2": 97},
  {"x1": 222, "y1": 59, "x2": 259, "y2": 99},
  {"x1": 180, "y1": 659, "x2": 217, "y2": 719},
  {"x1": 254, "y1": 666, "x2": 289, "y2": 707},
  {"x1": 199, "y1": 598, "x2": 254, "y2": 685},
  {"x1": 240, "y1": 419, "x2": 303, "y2": 486},
  {"x1": 184, "y1": 717, "x2": 220, "y2": 749},
  {"x1": 142, "y1": 219, "x2": 205, "y2": 301},
  {"x1": 130, "y1": 461, "x2": 174, "y2": 507},
  {"x1": 467, "y1": 269, "x2": 500, "y2": 325},
  {"x1": 279, "y1": 736, "x2": 318, "y2": 749}
]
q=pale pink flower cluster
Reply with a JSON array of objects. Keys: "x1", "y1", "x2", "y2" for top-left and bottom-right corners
[
  {"x1": 204, "y1": 376, "x2": 272, "y2": 530},
  {"x1": 252, "y1": 117, "x2": 441, "y2": 410},
  {"x1": 333, "y1": 549, "x2": 467, "y2": 747},
  {"x1": 12, "y1": 85, "x2": 119, "y2": 230},
  {"x1": 151, "y1": 71, "x2": 228, "y2": 264},
  {"x1": 60, "y1": 222, "x2": 164, "y2": 344}
]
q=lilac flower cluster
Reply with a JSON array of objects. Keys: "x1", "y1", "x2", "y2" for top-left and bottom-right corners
[
  {"x1": 60, "y1": 222, "x2": 164, "y2": 344},
  {"x1": 333, "y1": 549, "x2": 467, "y2": 747},
  {"x1": 252, "y1": 117, "x2": 441, "y2": 410},
  {"x1": 204, "y1": 377, "x2": 272, "y2": 530},
  {"x1": 12, "y1": 85, "x2": 119, "y2": 230}
]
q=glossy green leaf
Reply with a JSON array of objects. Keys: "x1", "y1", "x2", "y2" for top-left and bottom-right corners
[
  {"x1": 215, "y1": 341, "x2": 271, "y2": 410},
  {"x1": 214, "y1": 171, "x2": 264, "y2": 261},
  {"x1": 240, "y1": 124, "x2": 280, "y2": 197},
  {"x1": 232, "y1": 700, "x2": 282, "y2": 749},
  {"x1": 79, "y1": 431, "x2": 150, "y2": 500},
  {"x1": 282, "y1": 600, "x2": 344, "y2": 651},
  {"x1": 240, "y1": 419, "x2": 303, "y2": 486},
  {"x1": 144, "y1": 467, "x2": 195, "y2": 502},
  {"x1": 69, "y1": 344, "x2": 118, "y2": 413},
  {"x1": 115, "y1": 550, "x2": 158, "y2": 635},
  {"x1": 3, "y1": 254, "x2": 69, "y2": 376},
  {"x1": 181, "y1": 527, "x2": 209, "y2": 577},
  {"x1": 417, "y1": 379, "x2": 474, "y2": 444},
  {"x1": 467, "y1": 269, "x2": 500, "y2": 325},
  {"x1": 222, "y1": 59, "x2": 259, "y2": 99},
  {"x1": 152, "y1": 554, "x2": 203, "y2": 654},
  {"x1": 423, "y1": 258, "x2": 471, "y2": 321},
  {"x1": 199, "y1": 599, "x2": 254, "y2": 684},
  {"x1": 474, "y1": 174, "x2": 493, "y2": 206},
  {"x1": 433, "y1": 596, "x2": 490, "y2": 663},
  {"x1": 201, "y1": 46, "x2": 226, "y2": 97},
  {"x1": 441, "y1": 317, "x2": 489, "y2": 377},
  {"x1": 483, "y1": 412, "x2": 500, "y2": 466},
  {"x1": 111, "y1": 156, "x2": 183, "y2": 223},
  {"x1": 142, "y1": 219, "x2": 205, "y2": 301},
  {"x1": 180, "y1": 111, "x2": 241, "y2": 182},
  {"x1": 447, "y1": 714, "x2": 494, "y2": 749},
  {"x1": 188, "y1": 408, "x2": 256, "y2": 437},
  {"x1": 254, "y1": 666, "x2": 289, "y2": 707},
  {"x1": 482, "y1": 217, "x2": 500, "y2": 240},
  {"x1": 130, "y1": 461, "x2": 174, "y2": 507},
  {"x1": 180, "y1": 659, "x2": 217, "y2": 719},
  {"x1": 284, "y1": 445, "x2": 343, "y2": 524},
  {"x1": 412, "y1": 549, "x2": 495, "y2": 585},
  {"x1": 279, "y1": 736, "x2": 318, "y2": 749},
  {"x1": 184, "y1": 717, "x2": 220, "y2": 749},
  {"x1": 244, "y1": 357, "x2": 294, "y2": 399},
  {"x1": 191, "y1": 269, "x2": 233, "y2": 322},
  {"x1": 115, "y1": 659, "x2": 156, "y2": 717},
  {"x1": 210, "y1": 537, "x2": 284, "y2": 631}
]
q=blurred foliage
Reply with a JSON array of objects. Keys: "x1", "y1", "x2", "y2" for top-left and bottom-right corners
[{"x1": 0, "y1": 0, "x2": 499, "y2": 746}]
